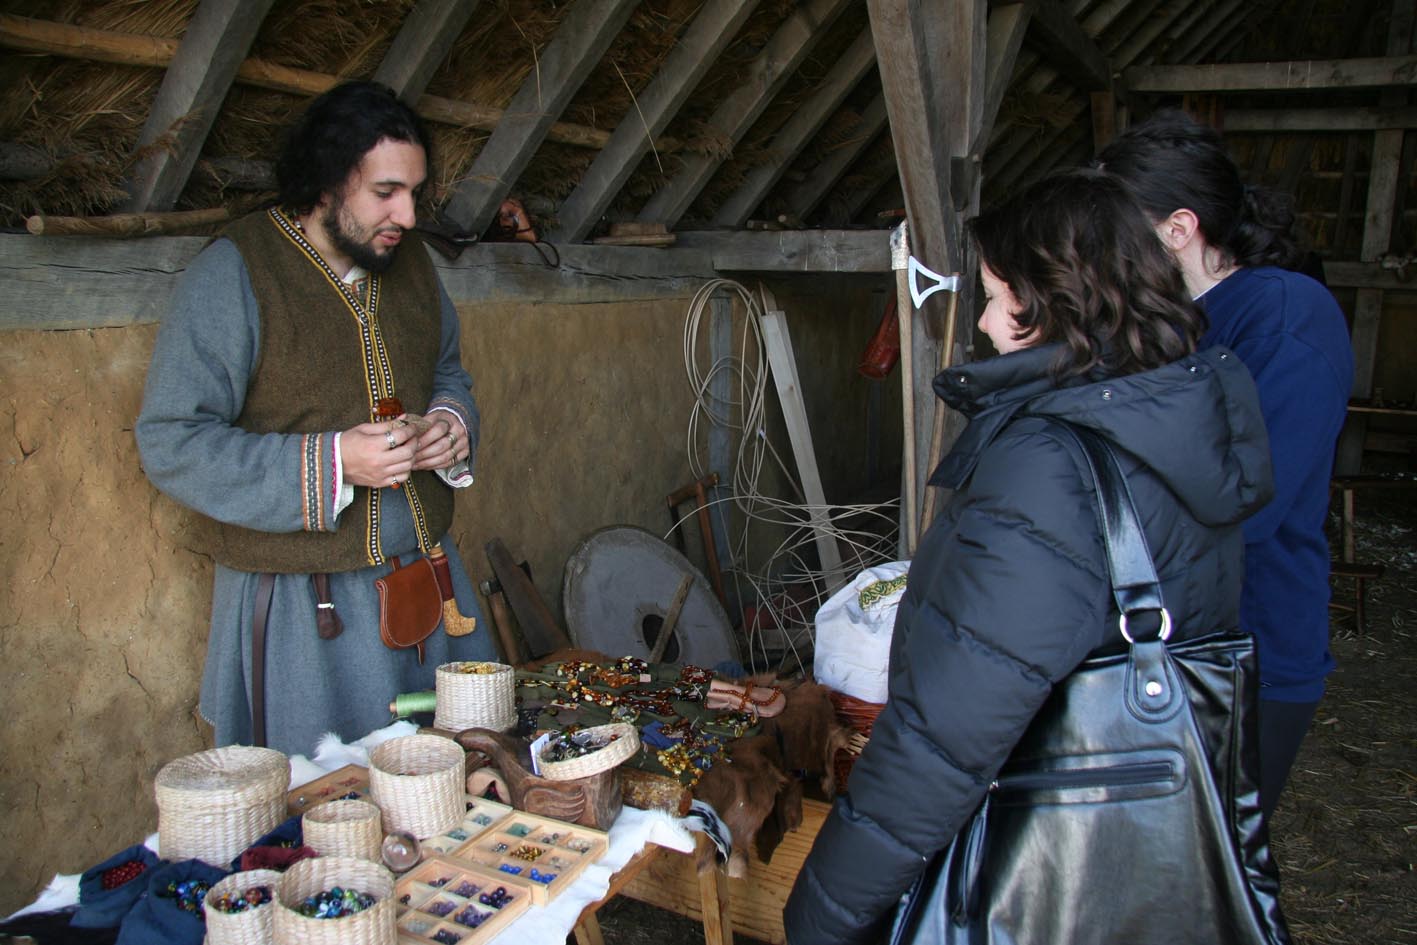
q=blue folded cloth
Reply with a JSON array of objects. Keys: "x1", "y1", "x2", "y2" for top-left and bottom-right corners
[
  {"x1": 70, "y1": 844, "x2": 159, "y2": 929},
  {"x1": 114, "y1": 859, "x2": 228, "y2": 945}
]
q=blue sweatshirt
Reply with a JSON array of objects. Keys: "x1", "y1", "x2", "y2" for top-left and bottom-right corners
[{"x1": 1201, "y1": 266, "x2": 1354, "y2": 701}]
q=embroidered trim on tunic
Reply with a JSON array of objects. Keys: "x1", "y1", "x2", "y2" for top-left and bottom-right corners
[
  {"x1": 300, "y1": 432, "x2": 326, "y2": 532},
  {"x1": 266, "y1": 207, "x2": 436, "y2": 564}
]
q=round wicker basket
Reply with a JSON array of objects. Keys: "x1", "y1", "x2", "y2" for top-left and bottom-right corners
[
  {"x1": 203, "y1": 868, "x2": 281, "y2": 945},
  {"x1": 433, "y1": 660, "x2": 516, "y2": 733},
  {"x1": 537, "y1": 723, "x2": 640, "y2": 781},
  {"x1": 368, "y1": 734, "x2": 464, "y2": 839},
  {"x1": 302, "y1": 798, "x2": 382, "y2": 862},
  {"x1": 154, "y1": 745, "x2": 289, "y2": 866},
  {"x1": 271, "y1": 856, "x2": 395, "y2": 945}
]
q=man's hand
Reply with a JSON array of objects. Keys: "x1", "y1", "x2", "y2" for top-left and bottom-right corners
[
  {"x1": 342, "y1": 418, "x2": 417, "y2": 488},
  {"x1": 409, "y1": 412, "x2": 468, "y2": 471}
]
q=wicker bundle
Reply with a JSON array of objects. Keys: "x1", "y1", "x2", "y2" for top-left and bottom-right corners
[
  {"x1": 302, "y1": 798, "x2": 382, "y2": 862},
  {"x1": 204, "y1": 868, "x2": 281, "y2": 945},
  {"x1": 368, "y1": 734, "x2": 464, "y2": 839},
  {"x1": 154, "y1": 746, "x2": 289, "y2": 866},
  {"x1": 271, "y1": 856, "x2": 395, "y2": 945},
  {"x1": 537, "y1": 723, "x2": 640, "y2": 781},
  {"x1": 829, "y1": 689, "x2": 885, "y2": 792},
  {"x1": 433, "y1": 660, "x2": 516, "y2": 733}
]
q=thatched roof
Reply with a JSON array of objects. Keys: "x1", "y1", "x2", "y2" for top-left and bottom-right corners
[{"x1": 0, "y1": 0, "x2": 1412, "y2": 257}]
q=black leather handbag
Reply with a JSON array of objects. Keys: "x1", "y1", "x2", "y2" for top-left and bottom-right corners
[{"x1": 891, "y1": 426, "x2": 1291, "y2": 945}]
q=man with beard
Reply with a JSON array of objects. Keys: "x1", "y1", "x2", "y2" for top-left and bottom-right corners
[{"x1": 137, "y1": 82, "x2": 498, "y2": 755}]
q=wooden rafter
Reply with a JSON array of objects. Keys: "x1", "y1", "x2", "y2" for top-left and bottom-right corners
[
  {"x1": 1166, "y1": 0, "x2": 1251, "y2": 64},
  {"x1": 0, "y1": 14, "x2": 677, "y2": 155},
  {"x1": 712, "y1": 29, "x2": 877, "y2": 228},
  {"x1": 636, "y1": 0, "x2": 854, "y2": 229},
  {"x1": 1012, "y1": 0, "x2": 1111, "y2": 90},
  {"x1": 1125, "y1": 56, "x2": 1417, "y2": 93},
  {"x1": 122, "y1": 0, "x2": 274, "y2": 212},
  {"x1": 440, "y1": 0, "x2": 639, "y2": 237},
  {"x1": 371, "y1": 0, "x2": 481, "y2": 101},
  {"x1": 783, "y1": 92, "x2": 889, "y2": 221},
  {"x1": 549, "y1": 0, "x2": 761, "y2": 243},
  {"x1": 974, "y1": 2, "x2": 1033, "y2": 155}
]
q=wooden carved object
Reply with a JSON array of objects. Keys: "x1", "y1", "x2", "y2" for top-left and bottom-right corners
[{"x1": 455, "y1": 728, "x2": 622, "y2": 831}]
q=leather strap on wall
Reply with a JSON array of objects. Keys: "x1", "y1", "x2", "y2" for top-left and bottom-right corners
[{"x1": 251, "y1": 572, "x2": 276, "y2": 748}]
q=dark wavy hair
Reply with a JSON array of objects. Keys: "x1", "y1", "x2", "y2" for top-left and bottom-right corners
[
  {"x1": 966, "y1": 169, "x2": 1205, "y2": 379},
  {"x1": 275, "y1": 81, "x2": 432, "y2": 215},
  {"x1": 1094, "y1": 109, "x2": 1302, "y2": 270}
]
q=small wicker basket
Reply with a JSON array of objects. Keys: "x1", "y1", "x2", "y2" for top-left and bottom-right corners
[
  {"x1": 537, "y1": 723, "x2": 640, "y2": 781},
  {"x1": 271, "y1": 856, "x2": 395, "y2": 945},
  {"x1": 433, "y1": 660, "x2": 517, "y2": 733},
  {"x1": 302, "y1": 798, "x2": 382, "y2": 862},
  {"x1": 368, "y1": 734, "x2": 464, "y2": 839},
  {"x1": 154, "y1": 745, "x2": 289, "y2": 866},
  {"x1": 203, "y1": 867, "x2": 280, "y2": 945}
]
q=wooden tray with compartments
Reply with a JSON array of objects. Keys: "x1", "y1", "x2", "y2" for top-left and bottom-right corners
[
  {"x1": 447, "y1": 811, "x2": 608, "y2": 906},
  {"x1": 395, "y1": 856, "x2": 531, "y2": 945},
  {"x1": 418, "y1": 796, "x2": 514, "y2": 858},
  {"x1": 286, "y1": 764, "x2": 371, "y2": 816}
]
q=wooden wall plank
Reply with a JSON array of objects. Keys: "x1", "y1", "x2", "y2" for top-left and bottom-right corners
[
  {"x1": 550, "y1": 0, "x2": 761, "y2": 242},
  {"x1": 122, "y1": 0, "x2": 275, "y2": 212},
  {"x1": 672, "y1": 229, "x2": 889, "y2": 272},
  {"x1": 440, "y1": 0, "x2": 639, "y2": 238},
  {"x1": 636, "y1": 0, "x2": 854, "y2": 229},
  {"x1": 371, "y1": 0, "x2": 481, "y2": 101},
  {"x1": 712, "y1": 29, "x2": 877, "y2": 227},
  {"x1": 1223, "y1": 106, "x2": 1417, "y2": 132}
]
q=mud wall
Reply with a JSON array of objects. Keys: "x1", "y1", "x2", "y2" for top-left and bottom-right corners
[{"x1": 0, "y1": 272, "x2": 894, "y2": 913}]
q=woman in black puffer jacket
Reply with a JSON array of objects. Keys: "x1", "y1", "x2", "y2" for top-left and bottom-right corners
[{"x1": 784, "y1": 170, "x2": 1276, "y2": 944}]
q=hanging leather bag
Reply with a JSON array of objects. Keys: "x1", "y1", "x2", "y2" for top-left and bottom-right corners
[
  {"x1": 375, "y1": 555, "x2": 442, "y2": 665},
  {"x1": 890, "y1": 425, "x2": 1291, "y2": 945}
]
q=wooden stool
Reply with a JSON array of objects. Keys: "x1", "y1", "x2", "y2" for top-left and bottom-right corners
[{"x1": 1330, "y1": 561, "x2": 1385, "y2": 631}]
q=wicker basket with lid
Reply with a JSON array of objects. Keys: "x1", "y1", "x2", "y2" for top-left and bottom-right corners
[{"x1": 154, "y1": 745, "x2": 289, "y2": 866}]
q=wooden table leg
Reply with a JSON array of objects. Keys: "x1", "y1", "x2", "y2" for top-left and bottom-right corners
[
  {"x1": 1342, "y1": 486, "x2": 1356, "y2": 563},
  {"x1": 696, "y1": 834, "x2": 734, "y2": 945}
]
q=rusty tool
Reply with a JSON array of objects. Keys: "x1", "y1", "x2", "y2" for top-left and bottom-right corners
[
  {"x1": 666, "y1": 472, "x2": 728, "y2": 610},
  {"x1": 485, "y1": 538, "x2": 572, "y2": 660}
]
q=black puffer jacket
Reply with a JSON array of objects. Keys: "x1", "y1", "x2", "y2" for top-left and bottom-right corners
[{"x1": 784, "y1": 344, "x2": 1274, "y2": 945}]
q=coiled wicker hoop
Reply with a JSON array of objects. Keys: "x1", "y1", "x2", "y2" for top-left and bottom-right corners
[
  {"x1": 433, "y1": 661, "x2": 516, "y2": 733},
  {"x1": 302, "y1": 798, "x2": 382, "y2": 862},
  {"x1": 537, "y1": 723, "x2": 640, "y2": 781},
  {"x1": 368, "y1": 734, "x2": 464, "y2": 839},
  {"x1": 271, "y1": 856, "x2": 395, "y2": 945},
  {"x1": 204, "y1": 868, "x2": 280, "y2": 945},
  {"x1": 154, "y1": 746, "x2": 289, "y2": 866}
]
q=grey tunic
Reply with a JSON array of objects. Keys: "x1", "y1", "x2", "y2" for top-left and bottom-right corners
[{"x1": 136, "y1": 238, "x2": 497, "y2": 756}]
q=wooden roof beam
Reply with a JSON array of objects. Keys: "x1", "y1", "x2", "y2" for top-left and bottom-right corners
[
  {"x1": 0, "y1": 14, "x2": 676, "y2": 155},
  {"x1": 712, "y1": 29, "x2": 877, "y2": 228},
  {"x1": 1001, "y1": 0, "x2": 1112, "y2": 90},
  {"x1": 1125, "y1": 56, "x2": 1417, "y2": 93},
  {"x1": 371, "y1": 0, "x2": 481, "y2": 101},
  {"x1": 783, "y1": 92, "x2": 889, "y2": 221},
  {"x1": 549, "y1": 0, "x2": 761, "y2": 243},
  {"x1": 637, "y1": 0, "x2": 854, "y2": 230},
  {"x1": 438, "y1": 0, "x2": 639, "y2": 237},
  {"x1": 973, "y1": 2, "x2": 1033, "y2": 155},
  {"x1": 122, "y1": 0, "x2": 274, "y2": 212}
]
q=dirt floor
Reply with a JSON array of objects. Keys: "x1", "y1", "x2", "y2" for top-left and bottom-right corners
[{"x1": 599, "y1": 485, "x2": 1417, "y2": 945}]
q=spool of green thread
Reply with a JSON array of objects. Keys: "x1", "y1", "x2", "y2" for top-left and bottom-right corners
[{"x1": 389, "y1": 690, "x2": 436, "y2": 717}]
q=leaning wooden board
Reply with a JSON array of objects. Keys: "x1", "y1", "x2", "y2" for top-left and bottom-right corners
[{"x1": 619, "y1": 796, "x2": 831, "y2": 944}]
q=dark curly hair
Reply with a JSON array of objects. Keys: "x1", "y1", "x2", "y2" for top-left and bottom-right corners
[
  {"x1": 967, "y1": 169, "x2": 1205, "y2": 379},
  {"x1": 275, "y1": 81, "x2": 432, "y2": 215},
  {"x1": 1094, "y1": 109, "x2": 1302, "y2": 270}
]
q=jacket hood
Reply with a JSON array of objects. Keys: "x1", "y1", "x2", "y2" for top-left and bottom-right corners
[{"x1": 931, "y1": 344, "x2": 1274, "y2": 527}]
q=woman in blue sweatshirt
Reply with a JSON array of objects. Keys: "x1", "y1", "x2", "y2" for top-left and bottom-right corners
[{"x1": 1098, "y1": 111, "x2": 1355, "y2": 820}]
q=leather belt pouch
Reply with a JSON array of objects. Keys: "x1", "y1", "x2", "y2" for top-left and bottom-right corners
[{"x1": 375, "y1": 556, "x2": 442, "y2": 664}]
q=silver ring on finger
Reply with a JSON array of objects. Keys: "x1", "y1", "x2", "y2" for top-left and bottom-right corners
[
  {"x1": 385, "y1": 430, "x2": 397, "y2": 449},
  {"x1": 447, "y1": 432, "x2": 456, "y2": 449}
]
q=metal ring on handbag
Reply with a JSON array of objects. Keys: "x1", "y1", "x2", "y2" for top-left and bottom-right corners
[{"x1": 1119, "y1": 607, "x2": 1172, "y2": 643}]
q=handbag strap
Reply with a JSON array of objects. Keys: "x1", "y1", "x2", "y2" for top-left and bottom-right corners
[{"x1": 1058, "y1": 424, "x2": 1170, "y2": 643}]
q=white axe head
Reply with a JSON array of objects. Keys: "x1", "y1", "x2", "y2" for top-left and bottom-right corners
[{"x1": 908, "y1": 256, "x2": 960, "y2": 309}]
